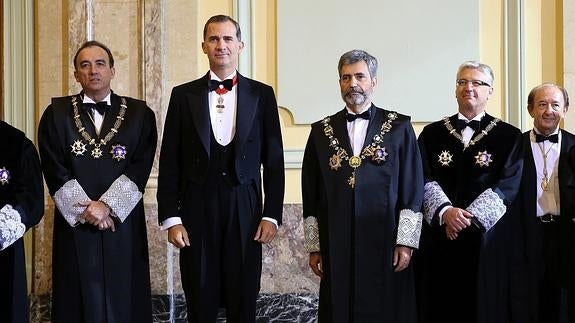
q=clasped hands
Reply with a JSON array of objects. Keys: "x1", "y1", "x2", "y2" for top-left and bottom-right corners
[
  {"x1": 78, "y1": 200, "x2": 115, "y2": 232},
  {"x1": 443, "y1": 206, "x2": 474, "y2": 240}
]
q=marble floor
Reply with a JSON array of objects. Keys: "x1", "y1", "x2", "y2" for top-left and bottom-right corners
[{"x1": 30, "y1": 292, "x2": 319, "y2": 323}]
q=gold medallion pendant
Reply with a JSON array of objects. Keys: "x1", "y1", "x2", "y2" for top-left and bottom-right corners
[
  {"x1": 349, "y1": 155, "x2": 362, "y2": 168},
  {"x1": 541, "y1": 177, "x2": 549, "y2": 191}
]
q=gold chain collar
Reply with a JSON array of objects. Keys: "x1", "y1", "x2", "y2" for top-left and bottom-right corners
[
  {"x1": 322, "y1": 111, "x2": 397, "y2": 188},
  {"x1": 443, "y1": 116, "x2": 499, "y2": 148},
  {"x1": 71, "y1": 95, "x2": 127, "y2": 158}
]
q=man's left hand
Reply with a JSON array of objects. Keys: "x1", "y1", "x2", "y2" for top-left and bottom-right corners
[
  {"x1": 393, "y1": 245, "x2": 413, "y2": 272},
  {"x1": 253, "y1": 220, "x2": 277, "y2": 244}
]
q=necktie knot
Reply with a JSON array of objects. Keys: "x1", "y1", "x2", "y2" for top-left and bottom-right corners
[
  {"x1": 346, "y1": 110, "x2": 370, "y2": 122},
  {"x1": 82, "y1": 102, "x2": 110, "y2": 115},
  {"x1": 535, "y1": 133, "x2": 559, "y2": 143},
  {"x1": 455, "y1": 119, "x2": 481, "y2": 132}
]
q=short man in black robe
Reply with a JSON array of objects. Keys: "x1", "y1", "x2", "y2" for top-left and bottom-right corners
[
  {"x1": 38, "y1": 40, "x2": 157, "y2": 323},
  {"x1": 0, "y1": 120, "x2": 44, "y2": 323},
  {"x1": 302, "y1": 49, "x2": 424, "y2": 323},
  {"x1": 512, "y1": 83, "x2": 575, "y2": 322},
  {"x1": 417, "y1": 61, "x2": 523, "y2": 323},
  {"x1": 157, "y1": 15, "x2": 284, "y2": 323}
]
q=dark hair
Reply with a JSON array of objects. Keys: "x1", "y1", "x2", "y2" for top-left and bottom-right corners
[
  {"x1": 338, "y1": 49, "x2": 378, "y2": 78},
  {"x1": 73, "y1": 40, "x2": 115, "y2": 69},
  {"x1": 527, "y1": 83, "x2": 570, "y2": 108},
  {"x1": 203, "y1": 15, "x2": 242, "y2": 41}
]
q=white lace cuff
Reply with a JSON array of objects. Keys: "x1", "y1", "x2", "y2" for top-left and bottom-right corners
[
  {"x1": 0, "y1": 205, "x2": 26, "y2": 250},
  {"x1": 466, "y1": 188, "x2": 506, "y2": 232},
  {"x1": 304, "y1": 216, "x2": 320, "y2": 252},
  {"x1": 396, "y1": 209, "x2": 423, "y2": 249},
  {"x1": 54, "y1": 179, "x2": 90, "y2": 226},
  {"x1": 99, "y1": 175, "x2": 142, "y2": 223},
  {"x1": 423, "y1": 181, "x2": 451, "y2": 224}
]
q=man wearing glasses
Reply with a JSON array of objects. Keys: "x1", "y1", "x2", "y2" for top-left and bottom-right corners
[{"x1": 416, "y1": 61, "x2": 523, "y2": 323}]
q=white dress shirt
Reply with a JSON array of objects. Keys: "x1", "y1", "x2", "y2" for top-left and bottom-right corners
[
  {"x1": 530, "y1": 128, "x2": 561, "y2": 217},
  {"x1": 345, "y1": 106, "x2": 371, "y2": 156},
  {"x1": 83, "y1": 93, "x2": 112, "y2": 135}
]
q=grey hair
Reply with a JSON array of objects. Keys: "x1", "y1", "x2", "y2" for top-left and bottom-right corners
[
  {"x1": 338, "y1": 50, "x2": 378, "y2": 78},
  {"x1": 456, "y1": 61, "x2": 494, "y2": 86}
]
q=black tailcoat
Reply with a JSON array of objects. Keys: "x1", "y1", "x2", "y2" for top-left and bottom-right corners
[
  {"x1": 157, "y1": 72, "x2": 285, "y2": 321},
  {"x1": 38, "y1": 93, "x2": 157, "y2": 323},
  {"x1": 0, "y1": 121, "x2": 44, "y2": 323},
  {"x1": 510, "y1": 129, "x2": 575, "y2": 322},
  {"x1": 302, "y1": 106, "x2": 423, "y2": 323}
]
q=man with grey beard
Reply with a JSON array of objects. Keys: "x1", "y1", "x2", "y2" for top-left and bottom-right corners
[{"x1": 301, "y1": 49, "x2": 424, "y2": 323}]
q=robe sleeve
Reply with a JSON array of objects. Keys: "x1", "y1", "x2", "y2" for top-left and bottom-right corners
[
  {"x1": 99, "y1": 106, "x2": 157, "y2": 222},
  {"x1": 301, "y1": 127, "x2": 321, "y2": 253},
  {"x1": 39, "y1": 105, "x2": 90, "y2": 226},
  {"x1": 466, "y1": 134, "x2": 523, "y2": 232},
  {"x1": 0, "y1": 205, "x2": 25, "y2": 250},
  {"x1": 1, "y1": 135, "x2": 44, "y2": 248},
  {"x1": 395, "y1": 119, "x2": 424, "y2": 249},
  {"x1": 10, "y1": 137, "x2": 44, "y2": 229},
  {"x1": 418, "y1": 129, "x2": 452, "y2": 225}
]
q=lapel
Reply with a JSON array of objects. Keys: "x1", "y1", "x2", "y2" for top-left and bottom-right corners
[
  {"x1": 187, "y1": 73, "x2": 211, "y2": 158},
  {"x1": 75, "y1": 93, "x2": 98, "y2": 137},
  {"x1": 558, "y1": 129, "x2": 574, "y2": 190},
  {"x1": 332, "y1": 109, "x2": 353, "y2": 154},
  {"x1": 363, "y1": 104, "x2": 383, "y2": 149},
  {"x1": 470, "y1": 113, "x2": 494, "y2": 140},
  {"x1": 99, "y1": 92, "x2": 120, "y2": 138},
  {"x1": 234, "y1": 73, "x2": 258, "y2": 154},
  {"x1": 522, "y1": 131, "x2": 537, "y2": 198}
]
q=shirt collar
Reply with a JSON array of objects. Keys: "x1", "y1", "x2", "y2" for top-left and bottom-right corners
[{"x1": 83, "y1": 92, "x2": 112, "y2": 105}]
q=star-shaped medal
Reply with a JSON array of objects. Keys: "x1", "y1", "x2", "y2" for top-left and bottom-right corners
[
  {"x1": 91, "y1": 147, "x2": 103, "y2": 159},
  {"x1": 438, "y1": 150, "x2": 453, "y2": 166},
  {"x1": 110, "y1": 144, "x2": 127, "y2": 162},
  {"x1": 70, "y1": 140, "x2": 87, "y2": 156},
  {"x1": 371, "y1": 145, "x2": 388, "y2": 163},
  {"x1": 474, "y1": 150, "x2": 493, "y2": 167},
  {"x1": 0, "y1": 167, "x2": 10, "y2": 185}
]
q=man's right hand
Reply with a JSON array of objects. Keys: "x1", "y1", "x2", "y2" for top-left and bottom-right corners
[
  {"x1": 442, "y1": 207, "x2": 473, "y2": 233},
  {"x1": 168, "y1": 224, "x2": 190, "y2": 248},
  {"x1": 309, "y1": 252, "x2": 323, "y2": 278}
]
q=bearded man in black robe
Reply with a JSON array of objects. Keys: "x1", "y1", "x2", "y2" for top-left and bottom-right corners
[{"x1": 302, "y1": 49, "x2": 424, "y2": 323}]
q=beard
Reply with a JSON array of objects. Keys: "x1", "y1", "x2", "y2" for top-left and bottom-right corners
[{"x1": 343, "y1": 90, "x2": 369, "y2": 107}]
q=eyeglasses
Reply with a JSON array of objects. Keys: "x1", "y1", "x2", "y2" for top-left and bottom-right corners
[{"x1": 456, "y1": 79, "x2": 491, "y2": 87}]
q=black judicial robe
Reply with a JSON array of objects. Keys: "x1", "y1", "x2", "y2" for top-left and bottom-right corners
[
  {"x1": 38, "y1": 93, "x2": 157, "y2": 323},
  {"x1": 0, "y1": 121, "x2": 44, "y2": 323},
  {"x1": 509, "y1": 129, "x2": 575, "y2": 322},
  {"x1": 416, "y1": 113, "x2": 523, "y2": 323},
  {"x1": 302, "y1": 106, "x2": 424, "y2": 323}
]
